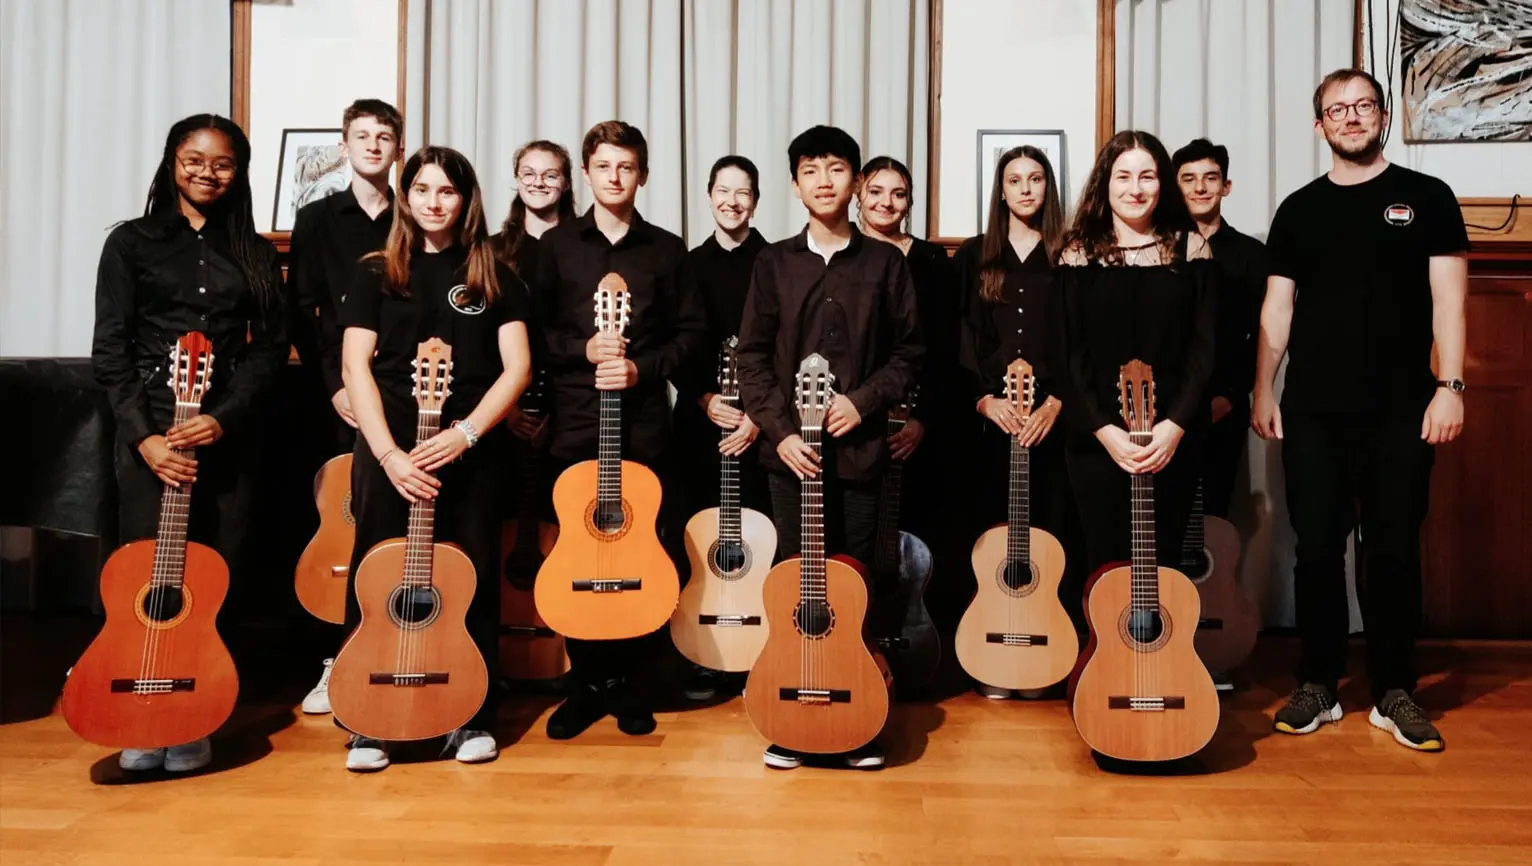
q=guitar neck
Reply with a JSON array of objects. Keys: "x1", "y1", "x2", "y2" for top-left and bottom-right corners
[
  {"x1": 1007, "y1": 436, "x2": 1032, "y2": 566},
  {"x1": 152, "y1": 399, "x2": 200, "y2": 589},
  {"x1": 873, "y1": 456, "x2": 903, "y2": 576},
  {"x1": 515, "y1": 412, "x2": 544, "y2": 544},
  {"x1": 801, "y1": 424, "x2": 825, "y2": 603},
  {"x1": 1129, "y1": 431, "x2": 1158, "y2": 612},
  {"x1": 597, "y1": 389, "x2": 622, "y2": 515},
  {"x1": 404, "y1": 408, "x2": 444, "y2": 587},
  {"x1": 1182, "y1": 481, "x2": 1206, "y2": 566},
  {"x1": 717, "y1": 393, "x2": 741, "y2": 543}
]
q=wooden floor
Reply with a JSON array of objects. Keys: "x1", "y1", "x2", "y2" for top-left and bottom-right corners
[{"x1": 3, "y1": 621, "x2": 1530, "y2": 865}]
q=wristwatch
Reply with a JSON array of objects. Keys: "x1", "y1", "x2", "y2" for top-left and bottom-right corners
[{"x1": 1437, "y1": 378, "x2": 1466, "y2": 394}]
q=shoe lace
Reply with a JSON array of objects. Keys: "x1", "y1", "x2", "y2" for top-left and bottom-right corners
[
  {"x1": 1386, "y1": 694, "x2": 1430, "y2": 725},
  {"x1": 1289, "y1": 684, "x2": 1329, "y2": 714},
  {"x1": 312, "y1": 659, "x2": 334, "y2": 693}
]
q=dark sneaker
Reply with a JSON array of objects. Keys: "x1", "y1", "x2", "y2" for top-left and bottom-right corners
[
  {"x1": 605, "y1": 678, "x2": 657, "y2": 736},
  {"x1": 684, "y1": 665, "x2": 727, "y2": 701},
  {"x1": 763, "y1": 744, "x2": 804, "y2": 769},
  {"x1": 1273, "y1": 683, "x2": 1343, "y2": 734},
  {"x1": 546, "y1": 682, "x2": 607, "y2": 740},
  {"x1": 842, "y1": 741, "x2": 886, "y2": 770},
  {"x1": 1369, "y1": 690, "x2": 1443, "y2": 752}
]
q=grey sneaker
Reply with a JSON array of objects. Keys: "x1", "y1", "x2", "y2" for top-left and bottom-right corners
[
  {"x1": 1273, "y1": 683, "x2": 1343, "y2": 735},
  {"x1": 164, "y1": 738, "x2": 212, "y2": 772},
  {"x1": 1369, "y1": 690, "x2": 1444, "y2": 752},
  {"x1": 119, "y1": 747, "x2": 166, "y2": 771}
]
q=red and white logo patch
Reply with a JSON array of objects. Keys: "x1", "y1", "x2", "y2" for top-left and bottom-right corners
[{"x1": 1384, "y1": 204, "x2": 1414, "y2": 226}]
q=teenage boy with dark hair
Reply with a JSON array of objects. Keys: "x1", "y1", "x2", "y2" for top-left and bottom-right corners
[
  {"x1": 1171, "y1": 137, "x2": 1268, "y2": 520},
  {"x1": 533, "y1": 120, "x2": 707, "y2": 740},
  {"x1": 287, "y1": 97, "x2": 403, "y2": 716},
  {"x1": 736, "y1": 125, "x2": 924, "y2": 771}
]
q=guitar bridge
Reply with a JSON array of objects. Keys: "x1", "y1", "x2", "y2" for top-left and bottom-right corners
[
  {"x1": 985, "y1": 632, "x2": 1049, "y2": 646},
  {"x1": 572, "y1": 579, "x2": 642, "y2": 593},
  {"x1": 1108, "y1": 696, "x2": 1186, "y2": 711},
  {"x1": 778, "y1": 687, "x2": 851, "y2": 704},
  {"x1": 699, "y1": 614, "x2": 762, "y2": 627},
  {"x1": 330, "y1": 565, "x2": 349, "y2": 577},
  {"x1": 111, "y1": 678, "x2": 195, "y2": 694},
  {"x1": 369, "y1": 672, "x2": 450, "y2": 686}
]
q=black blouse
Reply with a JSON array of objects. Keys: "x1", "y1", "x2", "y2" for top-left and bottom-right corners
[
  {"x1": 955, "y1": 235, "x2": 1063, "y2": 409},
  {"x1": 1058, "y1": 242, "x2": 1216, "y2": 434}
]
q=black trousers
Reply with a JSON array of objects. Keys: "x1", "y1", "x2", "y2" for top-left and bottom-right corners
[
  {"x1": 1202, "y1": 404, "x2": 1250, "y2": 518},
  {"x1": 1283, "y1": 414, "x2": 1434, "y2": 703},
  {"x1": 1066, "y1": 430, "x2": 1204, "y2": 576},
  {"x1": 344, "y1": 431, "x2": 505, "y2": 731},
  {"x1": 765, "y1": 470, "x2": 879, "y2": 567}
]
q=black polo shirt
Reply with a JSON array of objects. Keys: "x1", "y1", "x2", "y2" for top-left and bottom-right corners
[{"x1": 1266, "y1": 164, "x2": 1468, "y2": 416}]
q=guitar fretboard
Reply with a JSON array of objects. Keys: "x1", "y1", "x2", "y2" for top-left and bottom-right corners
[
  {"x1": 1006, "y1": 435, "x2": 1032, "y2": 567},
  {"x1": 403, "y1": 408, "x2": 444, "y2": 587},
  {"x1": 514, "y1": 407, "x2": 544, "y2": 549},
  {"x1": 717, "y1": 393, "x2": 742, "y2": 545},
  {"x1": 1182, "y1": 482, "x2": 1206, "y2": 568},
  {"x1": 800, "y1": 424, "x2": 825, "y2": 603},
  {"x1": 597, "y1": 390, "x2": 622, "y2": 515},
  {"x1": 151, "y1": 400, "x2": 199, "y2": 589},
  {"x1": 1129, "y1": 431, "x2": 1158, "y2": 613}
]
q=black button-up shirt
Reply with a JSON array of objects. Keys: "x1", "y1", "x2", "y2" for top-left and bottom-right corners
[
  {"x1": 1205, "y1": 220, "x2": 1267, "y2": 408},
  {"x1": 955, "y1": 236, "x2": 1063, "y2": 408},
  {"x1": 676, "y1": 228, "x2": 770, "y2": 406},
  {"x1": 287, "y1": 186, "x2": 394, "y2": 397},
  {"x1": 92, "y1": 211, "x2": 287, "y2": 444},
  {"x1": 904, "y1": 236, "x2": 959, "y2": 424},
  {"x1": 736, "y1": 226, "x2": 924, "y2": 481},
  {"x1": 532, "y1": 208, "x2": 706, "y2": 464}
]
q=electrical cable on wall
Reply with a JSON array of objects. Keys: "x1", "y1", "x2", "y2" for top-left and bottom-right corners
[{"x1": 1463, "y1": 194, "x2": 1525, "y2": 233}]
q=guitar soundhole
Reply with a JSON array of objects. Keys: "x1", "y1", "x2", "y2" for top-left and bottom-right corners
[
  {"x1": 141, "y1": 586, "x2": 186, "y2": 623},
  {"x1": 388, "y1": 585, "x2": 442, "y2": 629},
  {"x1": 1182, "y1": 547, "x2": 1212, "y2": 582},
  {"x1": 1118, "y1": 605, "x2": 1172, "y2": 651},
  {"x1": 997, "y1": 559, "x2": 1040, "y2": 598},
  {"x1": 794, "y1": 600, "x2": 834, "y2": 639},
  {"x1": 709, "y1": 540, "x2": 749, "y2": 578}
]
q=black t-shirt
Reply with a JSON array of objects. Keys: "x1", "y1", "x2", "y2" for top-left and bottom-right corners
[
  {"x1": 1266, "y1": 164, "x2": 1468, "y2": 416},
  {"x1": 341, "y1": 246, "x2": 529, "y2": 440}
]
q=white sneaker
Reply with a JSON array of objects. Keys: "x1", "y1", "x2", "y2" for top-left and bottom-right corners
[
  {"x1": 164, "y1": 738, "x2": 212, "y2": 773},
  {"x1": 119, "y1": 748, "x2": 166, "y2": 771},
  {"x1": 445, "y1": 729, "x2": 498, "y2": 764},
  {"x1": 346, "y1": 736, "x2": 390, "y2": 772},
  {"x1": 302, "y1": 658, "x2": 334, "y2": 714}
]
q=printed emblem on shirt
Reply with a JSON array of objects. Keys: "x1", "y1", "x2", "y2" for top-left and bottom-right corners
[
  {"x1": 448, "y1": 284, "x2": 485, "y2": 315},
  {"x1": 1384, "y1": 204, "x2": 1415, "y2": 226}
]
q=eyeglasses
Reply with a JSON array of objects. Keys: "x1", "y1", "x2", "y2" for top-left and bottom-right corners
[
  {"x1": 1323, "y1": 99, "x2": 1379, "y2": 122},
  {"x1": 517, "y1": 169, "x2": 564, "y2": 186},
  {"x1": 178, "y1": 156, "x2": 236, "y2": 178}
]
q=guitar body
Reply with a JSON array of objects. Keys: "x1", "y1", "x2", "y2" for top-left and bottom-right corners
[
  {"x1": 744, "y1": 555, "x2": 890, "y2": 755},
  {"x1": 535, "y1": 459, "x2": 679, "y2": 640},
  {"x1": 61, "y1": 540, "x2": 238, "y2": 749},
  {"x1": 669, "y1": 506, "x2": 776, "y2": 672},
  {"x1": 956, "y1": 523, "x2": 1077, "y2": 690},
  {"x1": 1070, "y1": 564, "x2": 1219, "y2": 761},
  {"x1": 866, "y1": 531, "x2": 941, "y2": 693},
  {"x1": 294, "y1": 453, "x2": 355, "y2": 624},
  {"x1": 328, "y1": 539, "x2": 488, "y2": 741},
  {"x1": 1187, "y1": 514, "x2": 1258, "y2": 672},
  {"x1": 498, "y1": 517, "x2": 568, "y2": 680}
]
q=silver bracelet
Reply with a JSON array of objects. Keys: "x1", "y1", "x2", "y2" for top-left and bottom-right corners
[{"x1": 453, "y1": 419, "x2": 480, "y2": 447}]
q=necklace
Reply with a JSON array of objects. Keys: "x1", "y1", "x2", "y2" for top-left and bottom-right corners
[{"x1": 1117, "y1": 239, "x2": 1157, "y2": 266}]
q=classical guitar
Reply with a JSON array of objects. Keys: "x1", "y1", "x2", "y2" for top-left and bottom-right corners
[
  {"x1": 535, "y1": 274, "x2": 680, "y2": 640},
  {"x1": 498, "y1": 369, "x2": 568, "y2": 681},
  {"x1": 1070, "y1": 360, "x2": 1219, "y2": 761},
  {"x1": 744, "y1": 354, "x2": 890, "y2": 755},
  {"x1": 670, "y1": 336, "x2": 776, "y2": 672},
  {"x1": 1182, "y1": 484, "x2": 1258, "y2": 675},
  {"x1": 327, "y1": 338, "x2": 489, "y2": 741},
  {"x1": 865, "y1": 390, "x2": 941, "y2": 694},
  {"x1": 956, "y1": 357, "x2": 1078, "y2": 691},
  {"x1": 294, "y1": 453, "x2": 355, "y2": 624},
  {"x1": 62, "y1": 332, "x2": 239, "y2": 749}
]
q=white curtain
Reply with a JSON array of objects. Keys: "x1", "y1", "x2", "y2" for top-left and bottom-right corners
[
  {"x1": 0, "y1": 0, "x2": 231, "y2": 358},
  {"x1": 1113, "y1": 0, "x2": 1360, "y2": 630},
  {"x1": 405, "y1": 0, "x2": 929, "y2": 246}
]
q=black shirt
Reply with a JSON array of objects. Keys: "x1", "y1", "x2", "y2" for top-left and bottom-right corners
[
  {"x1": 1059, "y1": 239, "x2": 1217, "y2": 434},
  {"x1": 955, "y1": 235, "x2": 1063, "y2": 408},
  {"x1": 287, "y1": 186, "x2": 394, "y2": 397},
  {"x1": 532, "y1": 208, "x2": 706, "y2": 464},
  {"x1": 341, "y1": 246, "x2": 529, "y2": 442},
  {"x1": 1266, "y1": 164, "x2": 1468, "y2": 416},
  {"x1": 92, "y1": 211, "x2": 287, "y2": 445},
  {"x1": 904, "y1": 237, "x2": 959, "y2": 424},
  {"x1": 1205, "y1": 221, "x2": 1268, "y2": 408},
  {"x1": 736, "y1": 225, "x2": 925, "y2": 481},
  {"x1": 676, "y1": 227, "x2": 770, "y2": 407}
]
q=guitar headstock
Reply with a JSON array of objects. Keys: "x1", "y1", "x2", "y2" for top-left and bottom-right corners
[
  {"x1": 1117, "y1": 359, "x2": 1156, "y2": 436},
  {"x1": 718, "y1": 336, "x2": 741, "y2": 401},
  {"x1": 168, "y1": 332, "x2": 215, "y2": 407},
  {"x1": 412, "y1": 337, "x2": 453, "y2": 412},
  {"x1": 1004, "y1": 357, "x2": 1036, "y2": 420},
  {"x1": 593, "y1": 273, "x2": 631, "y2": 336},
  {"x1": 519, "y1": 367, "x2": 548, "y2": 418},
  {"x1": 794, "y1": 353, "x2": 835, "y2": 434}
]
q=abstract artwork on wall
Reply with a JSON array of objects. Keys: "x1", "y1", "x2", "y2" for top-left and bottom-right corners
[
  {"x1": 1400, "y1": 0, "x2": 1532, "y2": 142},
  {"x1": 271, "y1": 129, "x2": 350, "y2": 232}
]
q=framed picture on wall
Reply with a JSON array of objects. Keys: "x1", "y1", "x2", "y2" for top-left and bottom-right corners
[
  {"x1": 271, "y1": 128, "x2": 348, "y2": 232},
  {"x1": 976, "y1": 130, "x2": 1068, "y2": 227}
]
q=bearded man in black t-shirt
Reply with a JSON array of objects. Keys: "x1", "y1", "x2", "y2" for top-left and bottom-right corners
[{"x1": 1254, "y1": 68, "x2": 1468, "y2": 752}]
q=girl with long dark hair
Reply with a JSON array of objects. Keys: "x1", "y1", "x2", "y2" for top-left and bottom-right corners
[
  {"x1": 1057, "y1": 130, "x2": 1215, "y2": 573},
  {"x1": 339, "y1": 145, "x2": 532, "y2": 771},
  {"x1": 91, "y1": 113, "x2": 287, "y2": 773}
]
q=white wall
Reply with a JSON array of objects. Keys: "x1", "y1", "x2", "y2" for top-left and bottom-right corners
[
  {"x1": 249, "y1": 0, "x2": 399, "y2": 233},
  {"x1": 935, "y1": 0, "x2": 1100, "y2": 240},
  {"x1": 1361, "y1": 0, "x2": 1530, "y2": 199}
]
